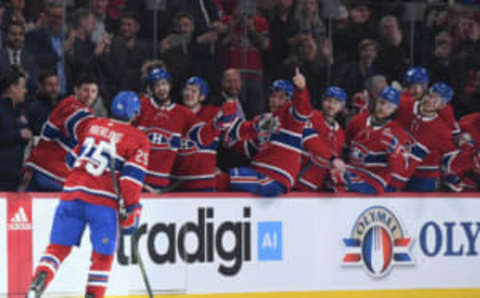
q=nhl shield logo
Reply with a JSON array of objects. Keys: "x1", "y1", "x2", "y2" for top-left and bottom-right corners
[{"x1": 342, "y1": 206, "x2": 414, "y2": 278}]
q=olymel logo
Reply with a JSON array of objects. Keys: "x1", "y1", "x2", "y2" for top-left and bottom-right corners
[
  {"x1": 8, "y1": 206, "x2": 32, "y2": 230},
  {"x1": 342, "y1": 206, "x2": 414, "y2": 277}
]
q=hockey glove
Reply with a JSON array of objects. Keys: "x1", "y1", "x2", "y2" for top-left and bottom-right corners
[
  {"x1": 120, "y1": 204, "x2": 142, "y2": 235},
  {"x1": 253, "y1": 113, "x2": 280, "y2": 134},
  {"x1": 214, "y1": 101, "x2": 237, "y2": 130}
]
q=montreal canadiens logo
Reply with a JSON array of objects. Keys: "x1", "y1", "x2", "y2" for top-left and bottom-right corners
[
  {"x1": 144, "y1": 127, "x2": 180, "y2": 150},
  {"x1": 342, "y1": 206, "x2": 414, "y2": 278}
]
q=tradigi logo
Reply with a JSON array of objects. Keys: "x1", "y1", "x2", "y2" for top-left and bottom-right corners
[
  {"x1": 257, "y1": 221, "x2": 283, "y2": 261},
  {"x1": 342, "y1": 206, "x2": 414, "y2": 278},
  {"x1": 118, "y1": 207, "x2": 283, "y2": 276}
]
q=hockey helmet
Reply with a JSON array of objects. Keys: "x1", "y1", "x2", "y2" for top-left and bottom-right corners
[
  {"x1": 270, "y1": 80, "x2": 294, "y2": 99},
  {"x1": 429, "y1": 82, "x2": 453, "y2": 104},
  {"x1": 403, "y1": 66, "x2": 429, "y2": 85},
  {"x1": 186, "y1": 76, "x2": 209, "y2": 97},
  {"x1": 111, "y1": 91, "x2": 141, "y2": 121},
  {"x1": 379, "y1": 86, "x2": 401, "y2": 106},
  {"x1": 323, "y1": 86, "x2": 346, "y2": 103}
]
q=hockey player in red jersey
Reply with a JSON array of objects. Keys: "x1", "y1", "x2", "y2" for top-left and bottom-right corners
[
  {"x1": 397, "y1": 82, "x2": 458, "y2": 191},
  {"x1": 333, "y1": 86, "x2": 408, "y2": 194},
  {"x1": 21, "y1": 75, "x2": 98, "y2": 191},
  {"x1": 401, "y1": 67, "x2": 460, "y2": 136},
  {"x1": 172, "y1": 77, "x2": 220, "y2": 191},
  {"x1": 442, "y1": 113, "x2": 480, "y2": 191},
  {"x1": 136, "y1": 69, "x2": 235, "y2": 192},
  {"x1": 295, "y1": 86, "x2": 346, "y2": 191},
  {"x1": 26, "y1": 91, "x2": 150, "y2": 298},
  {"x1": 225, "y1": 68, "x2": 331, "y2": 197}
]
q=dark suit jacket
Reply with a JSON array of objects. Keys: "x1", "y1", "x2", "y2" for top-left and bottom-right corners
[
  {"x1": 25, "y1": 28, "x2": 60, "y2": 71},
  {"x1": 0, "y1": 47, "x2": 39, "y2": 94}
]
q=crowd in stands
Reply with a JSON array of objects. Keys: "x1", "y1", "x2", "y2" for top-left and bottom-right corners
[{"x1": 1, "y1": 0, "x2": 480, "y2": 195}]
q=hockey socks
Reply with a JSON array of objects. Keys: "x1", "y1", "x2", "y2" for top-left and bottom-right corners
[
  {"x1": 85, "y1": 251, "x2": 114, "y2": 298},
  {"x1": 30, "y1": 243, "x2": 72, "y2": 295}
]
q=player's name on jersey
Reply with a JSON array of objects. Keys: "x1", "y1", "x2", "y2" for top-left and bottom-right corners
[{"x1": 89, "y1": 124, "x2": 124, "y2": 143}]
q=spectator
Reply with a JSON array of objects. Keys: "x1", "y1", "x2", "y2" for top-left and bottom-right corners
[
  {"x1": 109, "y1": 12, "x2": 150, "y2": 93},
  {"x1": 0, "y1": 65, "x2": 32, "y2": 191},
  {"x1": 330, "y1": 4, "x2": 352, "y2": 66},
  {"x1": 376, "y1": 15, "x2": 411, "y2": 82},
  {"x1": 279, "y1": 35, "x2": 333, "y2": 108},
  {"x1": 25, "y1": 70, "x2": 60, "y2": 136},
  {"x1": 340, "y1": 2, "x2": 377, "y2": 62},
  {"x1": 337, "y1": 39, "x2": 380, "y2": 99},
  {"x1": 160, "y1": 12, "x2": 218, "y2": 101},
  {"x1": 288, "y1": 0, "x2": 326, "y2": 55},
  {"x1": 2, "y1": 0, "x2": 26, "y2": 29},
  {"x1": 25, "y1": 1, "x2": 67, "y2": 95},
  {"x1": 427, "y1": 31, "x2": 454, "y2": 85},
  {"x1": 0, "y1": 21, "x2": 38, "y2": 95},
  {"x1": 266, "y1": 0, "x2": 296, "y2": 71},
  {"x1": 221, "y1": 4, "x2": 270, "y2": 119},
  {"x1": 65, "y1": 8, "x2": 112, "y2": 106},
  {"x1": 169, "y1": 0, "x2": 221, "y2": 35},
  {"x1": 89, "y1": 0, "x2": 113, "y2": 44}
]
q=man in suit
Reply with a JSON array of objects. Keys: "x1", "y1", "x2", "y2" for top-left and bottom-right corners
[
  {"x1": 0, "y1": 21, "x2": 38, "y2": 95},
  {"x1": 25, "y1": 0, "x2": 67, "y2": 95}
]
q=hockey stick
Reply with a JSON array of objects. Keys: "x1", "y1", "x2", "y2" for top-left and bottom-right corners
[
  {"x1": 109, "y1": 139, "x2": 154, "y2": 298},
  {"x1": 143, "y1": 180, "x2": 182, "y2": 194}
]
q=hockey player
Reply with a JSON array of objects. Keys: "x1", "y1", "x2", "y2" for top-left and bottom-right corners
[
  {"x1": 136, "y1": 69, "x2": 236, "y2": 191},
  {"x1": 26, "y1": 91, "x2": 149, "y2": 298},
  {"x1": 397, "y1": 82, "x2": 458, "y2": 191},
  {"x1": 402, "y1": 66, "x2": 429, "y2": 101},
  {"x1": 333, "y1": 86, "x2": 408, "y2": 194},
  {"x1": 442, "y1": 112, "x2": 480, "y2": 192},
  {"x1": 295, "y1": 86, "x2": 346, "y2": 191},
  {"x1": 225, "y1": 68, "x2": 331, "y2": 197},
  {"x1": 181, "y1": 76, "x2": 219, "y2": 121},
  {"x1": 172, "y1": 77, "x2": 220, "y2": 191},
  {"x1": 401, "y1": 67, "x2": 460, "y2": 136},
  {"x1": 21, "y1": 75, "x2": 98, "y2": 191}
]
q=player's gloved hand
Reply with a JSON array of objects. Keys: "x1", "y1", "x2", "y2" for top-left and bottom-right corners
[
  {"x1": 253, "y1": 113, "x2": 280, "y2": 134},
  {"x1": 119, "y1": 204, "x2": 142, "y2": 235},
  {"x1": 214, "y1": 101, "x2": 237, "y2": 130}
]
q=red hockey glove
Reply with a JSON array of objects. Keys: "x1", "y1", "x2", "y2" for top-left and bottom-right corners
[
  {"x1": 119, "y1": 204, "x2": 142, "y2": 235},
  {"x1": 214, "y1": 101, "x2": 237, "y2": 130}
]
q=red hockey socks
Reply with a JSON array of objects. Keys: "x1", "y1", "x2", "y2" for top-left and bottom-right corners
[
  {"x1": 33, "y1": 243, "x2": 72, "y2": 290},
  {"x1": 85, "y1": 251, "x2": 114, "y2": 298}
]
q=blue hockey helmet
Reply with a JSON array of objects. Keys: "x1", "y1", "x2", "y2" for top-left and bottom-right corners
[
  {"x1": 429, "y1": 82, "x2": 453, "y2": 104},
  {"x1": 270, "y1": 80, "x2": 294, "y2": 99},
  {"x1": 403, "y1": 66, "x2": 429, "y2": 85},
  {"x1": 379, "y1": 86, "x2": 401, "y2": 106},
  {"x1": 111, "y1": 91, "x2": 141, "y2": 121},
  {"x1": 186, "y1": 76, "x2": 209, "y2": 97},
  {"x1": 147, "y1": 68, "x2": 171, "y2": 88},
  {"x1": 323, "y1": 86, "x2": 346, "y2": 103}
]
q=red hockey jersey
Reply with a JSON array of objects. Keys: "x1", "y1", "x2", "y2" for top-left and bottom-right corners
[
  {"x1": 397, "y1": 99, "x2": 457, "y2": 181},
  {"x1": 171, "y1": 104, "x2": 220, "y2": 191},
  {"x1": 442, "y1": 113, "x2": 480, "y2": 191},
  {"x1": 295, "y1": 110, "x2": 345, "y2": 191},
  {"x1": 345, "y1": 112, "x2": 408, "y2": 192},
  {"x1": 62, "y1": 118, "x2": 150, "y2": 209},
  {"x1": 250, "y1": 88, "x2": 317, "y2": 191},
  {"x1": 135, "y1": 96, "x2": 218, "y2": 188},
  {"x1": 25, "y1": 95, "x2": 94, "y2": 183}
]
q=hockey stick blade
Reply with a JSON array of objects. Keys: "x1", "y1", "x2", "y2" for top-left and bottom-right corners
[{"x1": 143, "y1": 180, "x2": 181, "y2": 194}]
